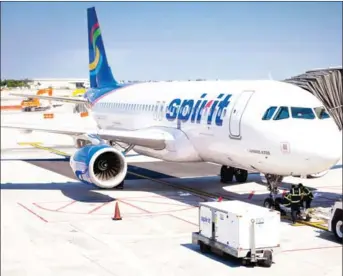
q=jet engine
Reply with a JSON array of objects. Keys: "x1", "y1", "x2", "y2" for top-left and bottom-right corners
[{"x1": 69, "y1": 144, "x2": 127, "y2": 188}]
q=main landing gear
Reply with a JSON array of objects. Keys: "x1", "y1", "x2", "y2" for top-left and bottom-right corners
[
  {"x1": 262, "y1": 174, "x2": 284, "y2": 210},
  {"x1": 220, "y1": 165, "x2": 249, "y2": 184}
]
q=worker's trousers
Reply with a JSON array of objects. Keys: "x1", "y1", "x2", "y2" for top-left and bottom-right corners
[
  {"x1": 290, "y1": 205, "x2": 300, "y2": 223},
  {"x1": 301, "y1": 198, "x2": 312, "y2": 209},
  {"x1": 304, "y1": 198, "x2": 312, "y2": 209}
]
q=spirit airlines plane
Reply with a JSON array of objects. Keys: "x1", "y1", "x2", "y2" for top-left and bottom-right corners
[{"x1": 4, "y1": 7, "x2": 341, "y2": 207}]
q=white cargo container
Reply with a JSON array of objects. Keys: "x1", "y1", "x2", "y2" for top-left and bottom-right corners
[{"x1": 192, "y1": 200, "x2": 281, "y2": 267}]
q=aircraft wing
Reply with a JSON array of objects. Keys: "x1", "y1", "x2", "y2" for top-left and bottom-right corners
[
  {"x1": 1, "y1": 123, "x2": 167, "y2": 150},
  {"x1": 10, "y1": 93, "x2": 88, "y2": 104}
]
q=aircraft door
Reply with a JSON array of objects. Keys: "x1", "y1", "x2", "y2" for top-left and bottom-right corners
[
  {"x1": 229, "y1": 90, "x2": 255, "y2": 138},
  {"x1": 159, "y1": 101, "x2": 165, "y2": 121},
  {"x1": 153, "y1": 101, "x2": 160, "y2": 120}
]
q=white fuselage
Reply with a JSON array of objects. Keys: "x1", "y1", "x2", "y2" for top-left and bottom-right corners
[{"x1": 90, "y1": 80, "x2": 341, "y2": 176}]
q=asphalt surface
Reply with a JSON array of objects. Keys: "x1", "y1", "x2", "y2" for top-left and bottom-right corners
[{"x1": 26, "y1": 160, "x2": 221, "y2": 181}]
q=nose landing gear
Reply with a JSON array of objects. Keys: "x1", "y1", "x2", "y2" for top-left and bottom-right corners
[
  {"x1": 263, "y1": 174, "x2": 284, "y2": 209},
  {"x1": 220, "y1": 165, "x2": 248, "y2": 184}
]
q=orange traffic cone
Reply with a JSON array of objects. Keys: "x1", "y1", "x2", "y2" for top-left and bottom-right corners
[{"x1": 112, "y1": 201, "x2": 122, "y2": 220}]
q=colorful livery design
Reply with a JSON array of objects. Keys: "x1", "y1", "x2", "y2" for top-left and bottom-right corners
[
  {"x1": 5, "y1": 7, "x2": 341, "y2": 207},
  {"x1": 89, "y1": 22, "x2": 103, "y2": 75}
]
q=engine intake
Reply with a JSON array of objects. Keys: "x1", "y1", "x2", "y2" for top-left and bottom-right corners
[{"x1": 70, "y1": 144, "x2": 127, "y2": 188}]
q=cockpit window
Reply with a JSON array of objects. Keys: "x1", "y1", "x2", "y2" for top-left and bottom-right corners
[
  {"x1": 314, "y1": 106, "x2": 330, "y2": 119},
  {"x1": 291, "y1": 107, "x2": 315, "y2": 119},
  {"x1": 262, "y1": 106, "x2": 278, "y2": 120},
  {"x1": 273, "y1": 106, "x2": 289, "y2": 120}
]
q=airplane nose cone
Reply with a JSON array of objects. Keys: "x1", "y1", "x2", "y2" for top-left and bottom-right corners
[
  {"x1": 306, "y1": 129, "x2": 342, "y2": 171},
  {"x1": 289, "y1": 127, "x2": 341, "y2": 175}
]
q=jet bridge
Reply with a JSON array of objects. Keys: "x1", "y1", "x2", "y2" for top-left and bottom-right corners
[{"x1": 284, "y1": 67, "x2": 342, "y2": 130}]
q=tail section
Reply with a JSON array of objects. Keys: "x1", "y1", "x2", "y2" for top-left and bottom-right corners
[{"x1": 87, "y1": 7, "x2": 118, "y2": 88}]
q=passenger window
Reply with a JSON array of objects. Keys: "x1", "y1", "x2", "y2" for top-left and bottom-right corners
[
  {"x1": 291, "y1": 107, "x2": 315, "y2": 119},
  {"x1": 273, "y1": 106, "x2": 289, "y2": 120},
  {"x1": 262, "y1": 106, "x2": 278, "y2": 120},
  {"x1": 314, "y1": 106, "x2": 330, "y2": 119}
]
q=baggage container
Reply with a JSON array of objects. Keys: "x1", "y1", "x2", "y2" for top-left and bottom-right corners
[{"x1": 192, "y1": 200, "x2": 281, "y2": 267}]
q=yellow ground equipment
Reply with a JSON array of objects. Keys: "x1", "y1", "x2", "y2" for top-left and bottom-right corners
[
  {"x1": 21, "y1": 88, "x2": 52, "y2": 112},
  {"x1": 72, "y1": 88, "x2": 86, "y2": 97}
]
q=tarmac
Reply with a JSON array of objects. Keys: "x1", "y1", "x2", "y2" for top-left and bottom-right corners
[{"x1": 1, "y1": 111, "x2": 342, "y2": 276}]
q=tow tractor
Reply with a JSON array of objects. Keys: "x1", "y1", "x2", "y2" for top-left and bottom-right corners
[
  {"x1": 21, "y1": 88, "x2": 52, "y2": 112},
  {"x1": 268, "y1": 196, "x2": 342, "y2": 243},
  {"x1": 328, "y1": 201, "x2": 343, "y2": 242}
]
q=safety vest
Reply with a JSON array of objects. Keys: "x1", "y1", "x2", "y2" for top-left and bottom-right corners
[
  {"x1": 302, "y1": 187, "x2": 314, "y2": 199},
  {"x1": 290, "y1": 187, "x2": 301, "y2": 203},
  {"x1": 283, "y1": 194, "x2": 292, "y2": 207}
]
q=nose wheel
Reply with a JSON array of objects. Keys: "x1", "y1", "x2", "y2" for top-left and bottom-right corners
[{"x1": 263, "y1": 174, "x2": 284, "y2": 209}]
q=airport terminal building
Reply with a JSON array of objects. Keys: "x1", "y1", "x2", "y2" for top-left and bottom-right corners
[{"x1": 29, "y1": 78, "x2": 90, "y2": 90}]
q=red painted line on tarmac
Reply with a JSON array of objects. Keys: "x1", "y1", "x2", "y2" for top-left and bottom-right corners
[
  {"x1": 282, "y1": 245, "x2": 342, "y2": 253},
  {"x1": 88, "y1": 201, "x2": 112, "y2": 214},
  {"x1": 247, "y1": 191, "x2": 255, "y2": 200},
  {"x1": 118, "y1": 199, "x2": 151, "y2": 214},
  {"x1": 55, "y1": 200, "x2": 77, "y2": 211},
  {"x1": 168, "y1": 214, "x2": 198, "y2": 226},
  {"x1": 33, "y1": 202, "x2": 58, "y2": 212},
  {"x1": 17, "y1": 202, "x2": 48, "y2": 223}
]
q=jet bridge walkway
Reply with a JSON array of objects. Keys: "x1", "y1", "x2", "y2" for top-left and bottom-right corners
[{"x1": 284, "y1": 67, "x2": 342, "y2": 130}]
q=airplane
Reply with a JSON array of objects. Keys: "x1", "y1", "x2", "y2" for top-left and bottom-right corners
[{"x1": 3, "y1": 7, "x2": 341, "y2": 208}]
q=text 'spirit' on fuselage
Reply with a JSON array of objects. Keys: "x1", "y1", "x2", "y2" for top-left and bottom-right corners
[{"x1": 166, "y1": 93, "x2": 232, "y2": 126}]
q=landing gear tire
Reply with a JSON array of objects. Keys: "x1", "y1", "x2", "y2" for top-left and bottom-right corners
[
  {"x1": 274, "y1": 198, "x2": 283, "y2": 211},
  {"x1": 263, "y1": 198, "x2": 275, "y2": 209},
  {"x1": 220, "y1": 166, "x2": 234, "y2": 183},
  {"x1": 332, "y1": 217, "x2": 343, "y2": 242},
  {"x1": 234, "y1": 169, "x2": 248, "y2": 183},
  {"x1": 115, "y1": 181, "x2": 124, "y2": 190}
]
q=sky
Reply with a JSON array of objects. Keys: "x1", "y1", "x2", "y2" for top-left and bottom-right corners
[{"x1": 1, "y1": 1, "x2": 342, "y2": 81}]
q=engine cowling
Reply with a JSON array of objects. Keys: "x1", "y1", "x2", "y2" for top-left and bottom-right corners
[{"x1": 69, "y1": 144, "x2": 127, "y2": 188}]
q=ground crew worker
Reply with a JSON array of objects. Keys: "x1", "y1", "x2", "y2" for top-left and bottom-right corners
[
  {"x1": 279, "y1": 192, "x2": 292, "y2": 216},
  {"x1": 283, "y1": 193, "x2": 292, "y2": 207},
  {"x1": 298, "y1": 183, "x2": 313, "y2": 209},
  {"x1": 289, "y1": 184, "x2": 302, "y2": 224}
]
